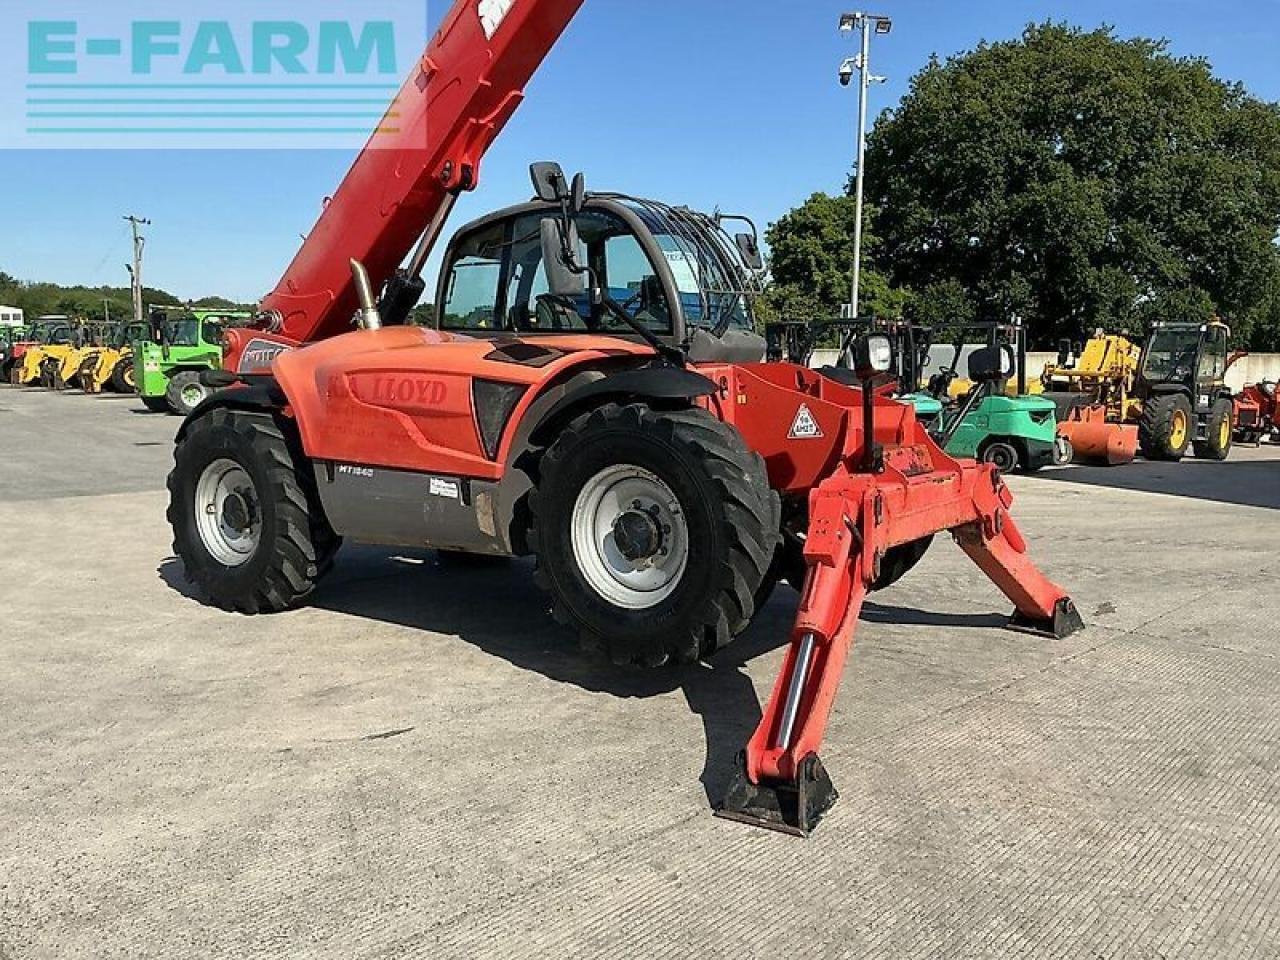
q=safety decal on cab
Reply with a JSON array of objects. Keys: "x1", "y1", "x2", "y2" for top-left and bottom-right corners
[
  {"x1": 478, "y1": 0, "x2": 516, "y2": 38},
  {"x1": 789, "y1": 404, "x2": 824, "y2": 439}
]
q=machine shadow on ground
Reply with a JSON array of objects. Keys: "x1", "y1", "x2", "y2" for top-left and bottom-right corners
[
  {"x1": 1032, "y1": 454, "x2": 1280, "y2": 510},
  {"x1": 158, "y1": 548, "x2": 1013, "y2": 806}
]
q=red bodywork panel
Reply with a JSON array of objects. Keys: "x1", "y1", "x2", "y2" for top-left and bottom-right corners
[
  {"x1": 273, "y1": 329, "x2": 651, "y2": 479},
  {"x1": 225, "y1": 0, "x2": 586, "y2": 371}
]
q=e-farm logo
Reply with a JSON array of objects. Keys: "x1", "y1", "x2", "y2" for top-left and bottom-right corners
[{"x1": 2, "y1": 1, "x2": 427, "y2": 149}]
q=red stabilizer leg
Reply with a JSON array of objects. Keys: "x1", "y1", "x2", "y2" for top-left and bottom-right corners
[
  {"x1": 717, "y1": 460, "x2": 1084, "y2": 837},
  {"x1": 954, "y1": 519, "x2": 1084, "y2": 639},
  {"x1": 717, "y1": 489, "x2": 870, "y2": 836}
]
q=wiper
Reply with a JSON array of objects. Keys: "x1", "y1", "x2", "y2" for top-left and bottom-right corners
[{"x1": 600, "y1": 295, "x2": 685, "y2": 367}]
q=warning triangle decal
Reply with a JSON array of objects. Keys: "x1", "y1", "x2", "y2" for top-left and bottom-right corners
[{"x1": 788, "y1": 404, "x2": 824, "y2": 439}]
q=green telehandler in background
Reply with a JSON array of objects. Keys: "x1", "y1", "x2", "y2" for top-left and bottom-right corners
[{"x1": 134, "y1": 307, "x2": 254, "y2": 415}]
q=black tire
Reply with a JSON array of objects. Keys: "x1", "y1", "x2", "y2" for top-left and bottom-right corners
[
  {"x1": 110, "y1": 358, "x2": 135, "y2": 393},
  {"x1": 167, "y1": 370, "x2": 212, "y2": 416},
  {"x1": 980, "y1": 439, "x2": 1019, "y2": 475},
  {"x1": 78, "y1": 357, "x2": 99, "y2": 393},
  {"x1": 167, "y1": 408, "x2": 340, "y2": 614},
  {"x1": 770, "y1": 528, "x2": 933, "y2": 595},
  {"x1": 1139, "y1": 393, "x2": 1192, "y2": 461},
  {"x1": 873, "y1": 535, "x2": 935, "y2": 591},
  {"x1": 528, "y1": 402, "x2": 780, "y2": 667},
  {"x1": 1193, "y1": 398, "x2": 1233, "y2": 461},
  {"x1": 141, "y1": 395, "x2": 172, "y2": 413}
]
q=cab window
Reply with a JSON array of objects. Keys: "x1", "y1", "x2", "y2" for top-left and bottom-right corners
[
  {"x1": 503, "y1": 210, "x2": 673, "y2": 335},
  {"x1": 1197, "y1": 327, "x2": 1227, "y2": 383},
  {"x1": 441, "y1": 222, "x2": 506, "y2": 331}
]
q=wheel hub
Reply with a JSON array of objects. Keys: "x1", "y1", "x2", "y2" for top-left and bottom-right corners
[
  {"x1": 570, "y1": 464, "x2": 689, "y2": 610},
  {"x1": 613, "y1": 508, "x2": 663, "y2": 562},
  {"x1": 220, "y1": 491, "x2": 254, "y2": 534},
  {"x1": 194, "y1": 459, "x2": 261, "y2": 567}
]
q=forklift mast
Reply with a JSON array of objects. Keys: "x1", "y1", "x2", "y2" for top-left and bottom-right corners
[{"x1": 226, "y1": 0, "x2": 586, "y2": 372}]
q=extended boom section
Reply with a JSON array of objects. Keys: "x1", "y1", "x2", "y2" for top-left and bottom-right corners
[
  {"x1": 719, "y1": 375, "x2": 1083, "y2": 836},
  {"x1": 225, "y1": 0, "x2": 586, "y2": 371}
]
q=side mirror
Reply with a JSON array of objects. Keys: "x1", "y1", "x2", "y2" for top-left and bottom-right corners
[
  {"x1": 968, "y1": 344, "x2": 1015, "y2": 383},
  {"x1": 570, "y1": 172, "x2": 586, "y2": 214},
  {"x1": 529, "y1": 161, "x2": 568, "y2": 203},
  {"x1": 540, "y1": 217, "x2": 585, "y2": 298},
  {"x1": 852, "y1": 333, "x2": 894, "y2": 380},
  {"x1": 734, "y1": 232, "x2": 764, "y2": 271}
]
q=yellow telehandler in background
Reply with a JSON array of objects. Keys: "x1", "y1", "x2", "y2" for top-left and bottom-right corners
[{"x1": 78, "y1": 321, "x2": 150, "y2": 394}]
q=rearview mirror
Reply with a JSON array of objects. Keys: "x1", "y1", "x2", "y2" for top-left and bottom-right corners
[
  {"x1": 968, "y1": 344, "x2": 1015, "y2": 383},
  {"x1": 735, "y1": 232, "x2": 764, "y2": 271},
  {"x1": 529, "y1": 161, "x2": 568, "y2": 203},
  {"x1": 570, "y1": 172, "x2": 586, "y2": 214},
  {"x1": 540, "y1": 218, "x2": 585, "y2": 298}
]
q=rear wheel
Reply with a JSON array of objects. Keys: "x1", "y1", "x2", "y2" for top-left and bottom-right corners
[
  {"x1": 110, "y1": 358, "x2": 135, "y2": 393},
  {"x1": 1139, "y1": 394, "x2": 1192, "y2": 461},
  {"x1": 1193, "y1": 398, "x2": 1233, "y2": 461},
  {"x1": 529, "y1": 402, "x2": 779, "y2": 667},
  {"x1": 167, "y1": 370, "x2": 212, "y2": 416},
  {"x1": 979, "y1": 439, "x2": 1019, "y2": 475},
  {"x1": 167, "y1": 408, "x2": 340, "y2": 613}
]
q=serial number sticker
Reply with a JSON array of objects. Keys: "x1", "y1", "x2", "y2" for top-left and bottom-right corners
[{"x1": 429, "y1": 477, "x2": 460, "y2": 500}]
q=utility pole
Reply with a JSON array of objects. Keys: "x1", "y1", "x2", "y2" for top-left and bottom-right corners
[
  {"x1": 838, "y1": 12, "x2": 892, "y2": 319},
  {"x1": 103, "y1": 298, "x2": 111, "y2": 324},
  {"x1": 123, "y1": 215, "x2": 150, "y2": 325}
]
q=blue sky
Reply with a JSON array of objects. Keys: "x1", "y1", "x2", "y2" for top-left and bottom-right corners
[{"x1": 1, "y1": 0, "x2": 1277, "y2": 303}]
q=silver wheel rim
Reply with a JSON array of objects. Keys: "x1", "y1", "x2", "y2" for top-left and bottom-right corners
[
  {"x1": 194, "y1": 458, "x2": 261, "y2": 567},
  {"x1": 570, "y1": 464, "x2": 689, "y2": 610},
  {"x1": 182, "y1": 383, "x2": 206, "y2": 407}
]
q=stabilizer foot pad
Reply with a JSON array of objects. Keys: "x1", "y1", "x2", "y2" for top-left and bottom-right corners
[
  {"x1": 1008, "y1": 597, "x2": 1085, "y2": 639},
  {"x1": 715, "y1": 752, "x2": 838, "y2": 838}
]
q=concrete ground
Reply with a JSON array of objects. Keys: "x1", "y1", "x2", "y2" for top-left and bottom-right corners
[{"x1": 1, "y1": 385, "x2": 1278, "y2": 959}]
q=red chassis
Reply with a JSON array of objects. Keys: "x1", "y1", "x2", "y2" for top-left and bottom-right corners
[{"x1": 267, "y1": 332, "x2": 1082, "y2": 835}]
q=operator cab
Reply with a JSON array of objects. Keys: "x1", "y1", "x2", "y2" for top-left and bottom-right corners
[
  {"x1": 434, "y1": 162, "x2": 768, "y2": 364},
  {"x1": 1140, "y1": 320, "x2": 1229, "y2": 391}
]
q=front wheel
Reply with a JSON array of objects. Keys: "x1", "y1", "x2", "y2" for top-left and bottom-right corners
[
  {"x1": 529, "y1": 403, "x2": 779, "y2": 667},
  {"x1": 1192, "y1": 399, "x2": 1233, "y2": 461},
  {"x1": 110, "y1": 358, "x2": 135, "y2": 393},
  {"x1": 167, "y1": 408, "x2": 340, "y2": 613},
  {"x1": 1139, "y1": 394, "x2": 1192, "y2": 461},
  {"x1": 167, "y1": 371, "x2": 213, "y2": 416}
]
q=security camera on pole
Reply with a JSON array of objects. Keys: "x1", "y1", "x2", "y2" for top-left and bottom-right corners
[{"x1": 838, "y1": 11, "x2": 892, "y2": 320}]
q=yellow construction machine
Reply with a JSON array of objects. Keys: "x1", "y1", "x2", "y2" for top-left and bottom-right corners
[
  {"x1": 43, "y1": 323, "x2": 112, "y2": 389},
  {"x1": 1042, "y1": 320, "x2": 1241, "y2": 464},
  {"x1": 79, "y1": 321, "x2": 150, "y2": 394},
  {"x1": 1040, "y1": 334, "x2": 1142, "y2": 465}
]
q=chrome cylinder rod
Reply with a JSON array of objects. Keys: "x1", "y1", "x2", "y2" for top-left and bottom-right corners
[{"x1": 775, "y1": 631, "x2": 817, "y2": 750}]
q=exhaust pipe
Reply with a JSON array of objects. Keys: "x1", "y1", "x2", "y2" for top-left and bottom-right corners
[{"x1": 350, "y1": 259, "x2": 382, "y2": 331}]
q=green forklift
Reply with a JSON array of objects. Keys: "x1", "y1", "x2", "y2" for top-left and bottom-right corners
[
  {"x1": 134, "y1": 307, "x2": 254, "y2": 415},
  {"x1": 921, "y1": 321, "x2": 1064, "y2": 474},
  {"x1": 765, "y1": 316, "x2": 1060, "y2": 473}
]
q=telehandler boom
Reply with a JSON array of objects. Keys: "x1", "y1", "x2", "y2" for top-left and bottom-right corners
[{"x1": 170, "y1": 0, "x2": 1083, "y2": 836}]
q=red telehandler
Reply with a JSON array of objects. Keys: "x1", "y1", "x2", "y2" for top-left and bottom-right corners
[{"x1": 168, "y1": 0, "x2": 1083, "y2": 835}]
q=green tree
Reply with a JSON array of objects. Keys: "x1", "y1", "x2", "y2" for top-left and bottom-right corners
[
  {"x1": 759, "y1": 191, "x2": 907, "y2": 323},
  {"x1": 864, "y1": 23, "x2": 1280, "y2": 348}
]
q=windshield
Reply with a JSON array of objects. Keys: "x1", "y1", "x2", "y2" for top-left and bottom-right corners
[
  {"x1": 167, "y1": 318, "x2": 201, "y2": 346},
  {"x1": 617, "y1": 199, "x2": 758, "y2": 333},
  {"x1": 1141, "y1": 329, "x2": 1200, "y2": 383}
]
